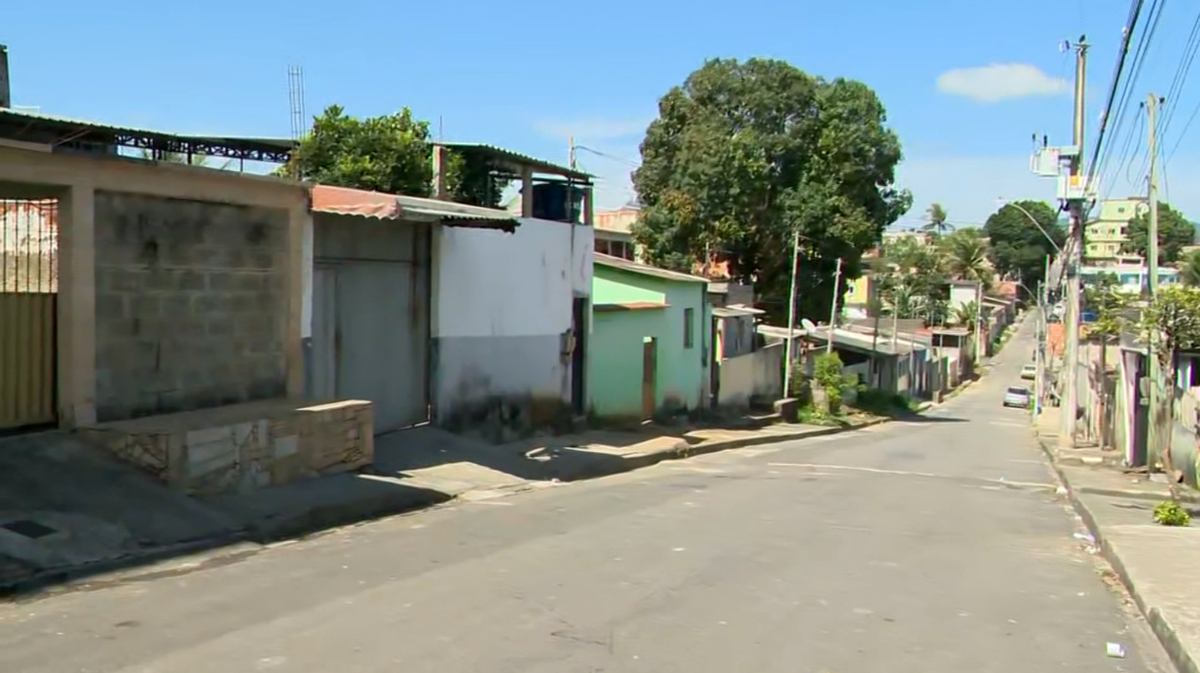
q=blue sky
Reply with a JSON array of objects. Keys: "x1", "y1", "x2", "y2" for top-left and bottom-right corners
[{"x1": 5, "y1": 0, "x2": 1198, "y2": 227}]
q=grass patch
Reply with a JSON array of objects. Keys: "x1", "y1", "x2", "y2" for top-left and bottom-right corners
[{"x1": 850, "y1": 387, "x2": 919, "y2": 417}]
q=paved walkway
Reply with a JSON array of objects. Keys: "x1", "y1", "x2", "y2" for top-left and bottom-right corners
[
  {"x1": 1038, "y1": 405, "x2": 1200, "y2": 673},
  {"x1": 0, "y1": 413, "x2": 881, "y2": 595},
  {"x1": 0, "y1": 313, "x2": 1170, "y2": 673}
]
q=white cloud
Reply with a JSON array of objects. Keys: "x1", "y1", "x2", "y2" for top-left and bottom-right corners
[
  {"x1": 534, "y1": 117, "x2": 651, "y2": 141},
  {"x1": 936, "y1": 63, "x2": 1069, "y2": 103}
]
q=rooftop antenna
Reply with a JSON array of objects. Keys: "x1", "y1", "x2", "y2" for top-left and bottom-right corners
[
  {"x1": 287, "y1": 65, "x2": 307, "y2": 177},
  {"x1": 287, "y1": 66, "x2": 307, "y2": 140}
]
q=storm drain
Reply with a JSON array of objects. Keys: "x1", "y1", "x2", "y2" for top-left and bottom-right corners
[{"x1": 1, "y1": 519, "x2": 57, "y2": 540}]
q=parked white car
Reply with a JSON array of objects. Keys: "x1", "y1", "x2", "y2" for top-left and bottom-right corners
[
  {"x1": 1020, "y1": 364, "x2": 1037, "y2": 380},
  {"x1": 1004, "y1": 386, "x2": 1031, "y2": 408}
]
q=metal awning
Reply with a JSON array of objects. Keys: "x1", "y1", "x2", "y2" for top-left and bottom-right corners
[{"x1": 310, "y1": 185, "x2": 519, "y2": 231}]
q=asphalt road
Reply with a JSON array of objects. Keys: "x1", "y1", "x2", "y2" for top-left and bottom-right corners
[{"x1": 0, "y1": 319, "x2": 1172, "y2": 673}]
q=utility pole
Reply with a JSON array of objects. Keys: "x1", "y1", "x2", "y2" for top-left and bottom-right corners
[
  {"x1": 1060, "y1": 37, "x2": 1088, "y2": 448},
  {"x1": 1146, "y1": 93, "x2": 1162, "y2": 468},
  {"x1": 975, "y1": 283, "x2": 985, "y2": 365},
  {"x1": 783, "y1": 231, "x2": 802, "y2": 396},
  {"x1": 1035, "y1": 254, "x2": 1050, "y2": 423},
  {"x1": 568, "y1": 136, "x2": 577, "y2": 170},
  {"x1": 826, "y1": 257, "x2": 843, "y2": 355}
]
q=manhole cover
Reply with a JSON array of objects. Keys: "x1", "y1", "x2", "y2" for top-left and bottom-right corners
[{"x1": 1, "y1": 519, "x2": 57, "y2": 540}]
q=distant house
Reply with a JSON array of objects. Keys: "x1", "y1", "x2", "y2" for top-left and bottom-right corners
[
  {"x1": 842, "y1": 272, "x2": 879, "y2": 320},
  {"x1": 799, "y1": 326, "x2": 932, "y2": 399},
  {"x1": 594, "y1": 202, "x2": 640, "y2": 260},
  {"x1": 590, "y1": 254, "x2": 710, "y2": 420},
  {"x1": 711, "y1": 305, "x2": 781, "y2": 410}
]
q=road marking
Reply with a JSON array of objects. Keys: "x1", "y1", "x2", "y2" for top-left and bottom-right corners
[
  {"x1": 988, "y1": 420, "x2": 1028, "y2": 428},
  {"x1": 767, "y1": 462, "x2": 1054, "y2": 491}
]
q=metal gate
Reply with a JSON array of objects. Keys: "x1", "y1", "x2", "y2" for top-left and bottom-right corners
[
  {"x1": 0, "y1": 199, "x2": 58, "y2": 430},
  {"x1": 310, "y1": 218, "x2": 430, "y2": 434}
]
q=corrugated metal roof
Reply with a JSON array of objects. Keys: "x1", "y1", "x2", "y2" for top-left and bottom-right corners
[
  {"x1": 806, "y1": 326, "x2": 926, "y2": 356},
  {"x1": 594, "y1": 253, "x2": 708, "y2": 284},
  {"x1": 310, "y1": 185, "x2": 519, "y2": 230},
  {"x1": 0, "y1": 108, "x2": 296, "y2": 160},
  {"x1": 438, "y1": 142, "x2": 592, "y2": 181}
]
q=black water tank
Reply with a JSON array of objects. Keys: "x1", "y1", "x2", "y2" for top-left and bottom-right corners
[{"x1": 528, "y1": 183, "x2": 584, "y2": 222}]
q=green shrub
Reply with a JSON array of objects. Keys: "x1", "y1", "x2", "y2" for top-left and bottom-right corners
[
  {"x1": 813, "y1": 353, "x2": 848, "y2": 413},
  {"x1": 1153, "y1": 500, "x2": 1191, "y2": 526},
  {"x1": 853, "y1": 386, "x2": 911, "y2": 416}
]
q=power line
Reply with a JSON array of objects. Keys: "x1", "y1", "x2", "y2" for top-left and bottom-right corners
[
  {"x1": 1154, "y1": 8, "x2": 1200, "y2": 147},
  {"x1": 575, "y1": 144, "x2": 640, "y2": 168},
  {"x1": 1085, "y1": 0, "x2": 1150, "y2": 185}
]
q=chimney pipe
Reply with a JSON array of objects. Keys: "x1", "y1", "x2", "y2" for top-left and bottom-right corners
[{"x1": 0, "y1": 45, "x2": 9, "y2": 109}]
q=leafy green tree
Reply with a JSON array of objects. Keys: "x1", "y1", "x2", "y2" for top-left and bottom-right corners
[
  {"x1": 631, "y1": 58, "x2": 911, "y2": 323},
  {"x1": 1085, "y1": 272, "x2": 1128, "y2": 448},
  {"x1": 1141, "y1": 286, "x2": 1200, "y2": 492},
  {"x1": 952, "y1": 300, "x2": 979, "y2": 331},
  {"x1": 876, "y1": 238, "x2": 948, "y2": 323},
  {"x1": 1180, "y1": 249, "x2": 1200, "y2": 287},
  {"x1": 922, "y1": 203, "x2": 951, "y2": 237},
  {"x1": 1122, "y1": 201, "x2": 1196, "y2": 264},
  {"x1": 284, "y1": 105, "x2": 507, "y2": 206},
  {"x1": 983, "y1": 201, "x2": 1064, "y2": 295},
  {"x1": 940, "y1": 227, "x2": 992, "y2": 285}
]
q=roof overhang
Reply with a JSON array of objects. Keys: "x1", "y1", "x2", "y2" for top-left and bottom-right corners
[
  {"x1": 310, "y1": 185, "x2": 519, "y2": 231},
  {"x1": 595, "y1": 302, "x2": 669, "y2": 313}
]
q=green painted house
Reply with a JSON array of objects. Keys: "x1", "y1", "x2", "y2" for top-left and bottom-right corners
[{"x1": 590, "y1": 253, "x2": 711, "y2": 420}]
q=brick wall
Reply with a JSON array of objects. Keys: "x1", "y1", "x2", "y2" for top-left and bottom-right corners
[{"x1": 93, "y1": 191, "x2": 289, "y2": 422}]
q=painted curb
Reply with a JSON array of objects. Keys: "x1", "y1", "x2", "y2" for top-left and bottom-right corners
[{"x1": 1035, "y1": 434, "x2": 1200, "y2": 673}]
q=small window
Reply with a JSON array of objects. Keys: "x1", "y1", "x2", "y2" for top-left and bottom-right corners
[{"x1": 684, "y1": 308, "x2": 695, "y2": 349}]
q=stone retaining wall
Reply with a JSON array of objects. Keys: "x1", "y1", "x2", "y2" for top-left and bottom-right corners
[{"x1": 80, "y1": 399, "x2": 372, "y2": 496}]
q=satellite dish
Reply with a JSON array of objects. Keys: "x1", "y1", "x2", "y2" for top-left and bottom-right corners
[{"x1": 800, "y1": 318, "x2": 818, "y2": 333}]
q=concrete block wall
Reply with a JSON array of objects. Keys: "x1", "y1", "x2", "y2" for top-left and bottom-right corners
[
  {"x1": 80, "y1": 399, "x2": 374, "y2": 496},
  {"x1": 93, "y1": 191, "x2": 289, "y2": 422}
]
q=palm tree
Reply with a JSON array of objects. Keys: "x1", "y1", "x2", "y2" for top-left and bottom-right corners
[
  {"x1": 922, "y1": 203, "x2": 951, "y2": 238},
  {"x1": 942, "y1": 231, "x2": 992, "y2": 285},
  {"x1": 1181, "y1": 249, "x2": 1200, "y2": 287},
  {"x1": 952, "y1": 300, "x2": 980, "y2": 331}
]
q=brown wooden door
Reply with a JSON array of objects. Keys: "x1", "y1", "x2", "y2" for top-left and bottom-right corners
[{"x1": 642, "y1": 338, "x2": 657, "y2": 419}]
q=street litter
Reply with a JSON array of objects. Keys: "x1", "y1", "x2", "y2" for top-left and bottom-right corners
[
  {"x1": 1073, "y1": 532, "x2": 1095, "y2": 544},
  {"x1": 1106, "y1": 642, "x2": 1126, "y2": 658}
]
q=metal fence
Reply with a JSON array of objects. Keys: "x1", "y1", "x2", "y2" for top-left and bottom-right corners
[{"x1": 0, "y1": 199, "x2": 58, "y2": 430}]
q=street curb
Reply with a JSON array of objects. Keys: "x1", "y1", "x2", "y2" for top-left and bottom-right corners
[
  {"x1": 1035, "y1": 434, "x2": 1200, "y2": 673},
  {"x1": 575, "y1": 416, "x2": 893, "y2": 479},
  {"x1": 0, "y1": 531, "x2": 255, "y2": 599}
]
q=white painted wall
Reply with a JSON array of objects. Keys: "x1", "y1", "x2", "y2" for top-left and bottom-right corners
[
  {"x1": 431, "y1": 218, "x2": 594, "y2": 428},
  {"x1": 717, "y1": 343, "x2": 784, "y2": 409},
  {"x1": 433, "y1": 218, "x2": 593, "y2": 338}
]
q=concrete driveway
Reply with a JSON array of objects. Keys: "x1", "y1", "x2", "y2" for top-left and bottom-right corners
[{"x1": 0, "y1": 318, "x2": 1173, "y2": 672}]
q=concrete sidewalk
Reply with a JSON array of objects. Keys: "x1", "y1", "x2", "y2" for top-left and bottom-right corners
[
  {"x1": 203, "y1": 417, "x2": 888, "y2": 541},
  {"x1": 0, "y1": 412, "x2": 891, "y2": 595},
  {"x1": 1036, "y1": 407, "x2": 1200, "y2": 673}
]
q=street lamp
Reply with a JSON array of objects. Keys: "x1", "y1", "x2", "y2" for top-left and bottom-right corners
[{"x1": 995, "y1": 197, "x2": 1063, "y2": 254}]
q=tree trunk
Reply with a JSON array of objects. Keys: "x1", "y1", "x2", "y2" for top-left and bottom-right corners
[
  {"x1": 1159, "y1": 354, "x2": 1182, "y2": 501},
  {"x1": 1099, "y1": 337, "x2": 1109, "y2": 448}
]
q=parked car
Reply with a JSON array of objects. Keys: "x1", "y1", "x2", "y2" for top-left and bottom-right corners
[
  {"x1": 1020, "y1": 364, "x2": 1037, "y2": 380},
  {"x1": 1004, "y1": 386, "x2": 1031, "y2": 408}
]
